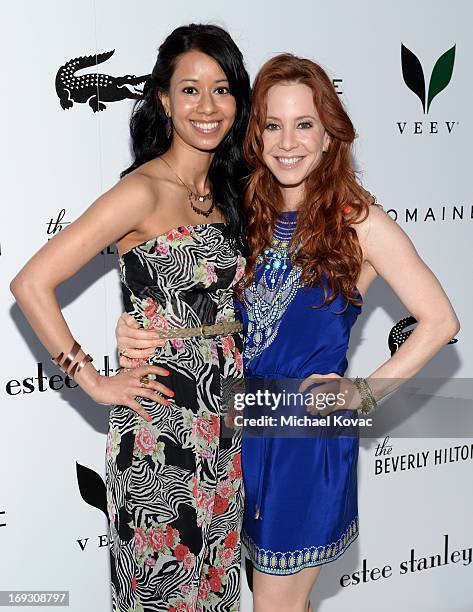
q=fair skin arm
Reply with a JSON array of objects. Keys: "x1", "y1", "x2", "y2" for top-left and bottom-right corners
[
  {"x1": 301, "y1": 204, "x2": 460, "y2": 412},
  {"x1": 10, "y1": 174, "x2": 174, "y2": 421}
]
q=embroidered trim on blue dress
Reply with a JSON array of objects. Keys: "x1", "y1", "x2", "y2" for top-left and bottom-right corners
[
  {"x1": 243, "y1": 214, "x2": 302, "y2": 363},
  {"x1": 242, "y1": 516, "x2": 359, "y2": 575}
]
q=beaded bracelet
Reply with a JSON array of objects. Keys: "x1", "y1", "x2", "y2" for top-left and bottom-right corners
[
  {"x1": 52, "y1": 340, "x2": 94, "y2": 378},
  {"x1": 353, "y1": 377, "x2": 377, "y2": 415}
]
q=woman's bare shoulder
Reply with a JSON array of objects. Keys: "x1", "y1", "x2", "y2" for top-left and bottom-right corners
[
  {"x1": 350, "y1": 197, "x2": 394, "y2": 253},
  {"x1": 125, "y1": 157, "x2": 182, "y2": 205},
  {"x1": 115, "y1": 169, "x2": 157, "y2": 207}
]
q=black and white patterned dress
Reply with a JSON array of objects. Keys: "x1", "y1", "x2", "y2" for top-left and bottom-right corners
[{"x1": 106, "y1": 223, "x2": 246, "y2": 612}]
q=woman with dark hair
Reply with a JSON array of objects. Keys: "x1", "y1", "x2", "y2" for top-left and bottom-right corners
[
  {"x1": 11, "y1": 23, "x2": 250, "y2": 612},
  {"x1": 116, "y1": 52, "x2": 459, "y2": 611}
]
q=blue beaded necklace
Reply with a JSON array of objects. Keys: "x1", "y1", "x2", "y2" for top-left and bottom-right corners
[
  {"x1": 243, "y1": 210, "x2": 302, "y2": 361},
  {"x1": 259, "y1": 211, "x2": 299, "y2": 288}
]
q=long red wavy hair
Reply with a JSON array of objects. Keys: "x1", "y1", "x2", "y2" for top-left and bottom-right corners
[{"x1": 237, "y1": 53, "x2": 375, "y2": 308}]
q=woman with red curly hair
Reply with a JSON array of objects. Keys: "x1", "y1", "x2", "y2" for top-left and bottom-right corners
[
  {"x1": 116, "y1": 53, "x2": 459, "y2": 611},
  {"x1": 234, "y1": 53, "x2": 458, "y2": 611}
]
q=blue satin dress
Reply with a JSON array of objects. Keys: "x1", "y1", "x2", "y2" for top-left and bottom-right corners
[{"x1": 234, "y1": 211, "x2": 362, "y2": 575}]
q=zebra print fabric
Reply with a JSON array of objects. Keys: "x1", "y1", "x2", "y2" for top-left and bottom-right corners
[{"x1": 106, "y1": 223, "x2": 246, "y2": 612}]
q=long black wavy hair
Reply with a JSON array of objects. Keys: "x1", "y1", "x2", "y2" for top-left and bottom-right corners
[{"x1": 121, "y1": 23, "x2": 251, "y2": 256}]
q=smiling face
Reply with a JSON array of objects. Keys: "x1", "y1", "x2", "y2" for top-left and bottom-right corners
[
  {"x1": 262, "y1": 82, "x2": 330, "y2": 190},
  {"x1": 160, "y1": 50, "x2": 237, "y2": 152}
]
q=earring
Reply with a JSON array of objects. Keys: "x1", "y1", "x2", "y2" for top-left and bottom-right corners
[{"x1": 165, "y1": 112, "x2": 172, "y2": 139}]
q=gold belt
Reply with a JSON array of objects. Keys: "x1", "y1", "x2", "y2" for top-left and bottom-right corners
[{"x1": 155, "y1": 320, "x2": 243, "y2": 339}]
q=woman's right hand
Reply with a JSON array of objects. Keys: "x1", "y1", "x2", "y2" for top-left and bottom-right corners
[
  {"x1": 86, "y1": 363, "x2": 173, "y2": 422},
  {"x1": 116, "y1": 312, "x2": 168, "y2": 369}
]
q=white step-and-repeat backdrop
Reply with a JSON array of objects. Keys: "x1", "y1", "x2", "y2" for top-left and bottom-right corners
[{"x1": 1, "y1": 1, "x2": 471, "y2": 610}]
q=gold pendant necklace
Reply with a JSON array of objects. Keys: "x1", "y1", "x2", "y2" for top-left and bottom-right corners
[{"x1": 159, "y1": 156, "x2": 215, "y2": 218}]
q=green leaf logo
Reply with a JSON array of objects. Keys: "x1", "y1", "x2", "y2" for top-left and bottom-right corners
[
  {"x1": 401, "y1": 44, "x2": 456, "y2": 114},
  {"x1": 427, "y1": 45, "x2": 456, "y2": 113}
]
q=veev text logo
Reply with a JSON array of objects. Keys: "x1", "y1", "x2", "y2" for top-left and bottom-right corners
[{"x1": 397, "y1": 44, "x2": 458, "y2": 135}]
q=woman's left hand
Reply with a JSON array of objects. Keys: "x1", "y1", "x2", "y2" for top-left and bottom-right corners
[{"x1": 299, "y1": 373, "x2": 361, "y2": 416}]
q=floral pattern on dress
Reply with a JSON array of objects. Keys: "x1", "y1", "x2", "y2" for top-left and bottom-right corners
[
  {"x1": 183, "y1": 407, "x2": 220, "y2": 459},
  {"x1": 193, "y1": 259, "x2": 218, "y2": 287},
  {"x1": 107, "y1": 223, "x2": 245, "y2": 612},
  {"x1": 132, "y1": 421, "x2": 165, "y2": 466},
  {"x1": 106, "y1": 425, "x2": 121, "y2": 461}
]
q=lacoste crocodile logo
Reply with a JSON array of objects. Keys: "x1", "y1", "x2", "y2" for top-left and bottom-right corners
[{"x1": 55, "y1": 49, "x2": 149, "y2": 112}]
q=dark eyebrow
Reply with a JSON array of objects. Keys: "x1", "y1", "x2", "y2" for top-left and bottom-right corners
[
  {"x1": 266, "y1": 115, "x2": 317, "y2": 121},
  {"x1": 177, "y1": 78, "x2": 229, "y2": 84}
]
